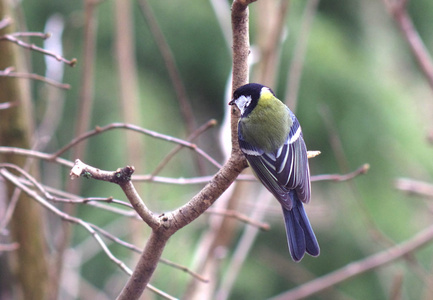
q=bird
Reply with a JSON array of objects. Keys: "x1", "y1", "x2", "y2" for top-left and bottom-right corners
[{"x1": 229, "y1": 83, "x2": 319, "y2": 262}]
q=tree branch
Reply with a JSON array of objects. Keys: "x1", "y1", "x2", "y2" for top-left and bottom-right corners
[
  {"x1": 0, "y1": 67, "x2": 70, "y2": 89},
  {"x1": 0, "y1": 32, "x2": 76, "y2": 66},
  {"x1": 270, "y1": 223, "x2": 433, "y2": 300},
  {"x1": 53, "y1": 123, "x2": 222, "y2": 169},
  {"x1": 383, "y1": 0, "x2": 433, "y2": 92}
]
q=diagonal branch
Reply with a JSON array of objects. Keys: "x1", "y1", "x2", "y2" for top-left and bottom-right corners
[
  {"x1": 383, "y1": 0, "x2": 433, "y2": 91},
  {"x1": 0, "y1": 32, "x2": 76, "y2": 66},
  {"x1": 270, "y1": 223, "x2": 433, "y2": 300},
  {"x1": 53, "y1": 123, "x2": 222, "y2": 169}
]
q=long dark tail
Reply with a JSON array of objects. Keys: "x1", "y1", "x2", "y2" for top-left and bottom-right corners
[{"x1": 282, "y1": 191, "x2": 320, "y2": 262}]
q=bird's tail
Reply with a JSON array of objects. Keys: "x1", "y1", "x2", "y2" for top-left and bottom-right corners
[{"x1": 282, "y1": 191, "x2": 320, "y2": 262}]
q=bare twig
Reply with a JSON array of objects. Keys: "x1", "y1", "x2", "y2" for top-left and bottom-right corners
[
  {"x1": 0, "y1": 243, "x2": 19, "y2": 252},
  {"x1": 311, "y1": 164, "x2": 370, "y2": 182},
  {"x1": 52, "y1": 196, "x2": 133, "y2": 209},
  {"x1": 10, "y1": 32, "x2": 50, "y2": 39},
  {"x1": 1, "y1": 163, "x2": 206, "y2": 285},
  {"x1": 0, "y1": 67, "x2": 70, "y2": 89},
  {"x1": 0, "y1": 33, "x2": 76, "y2": 66},
  {"x1": 395, "y1": 178, "x2": 433, "y2": 198},
  {"x1": 270, "y1": 223, "x2": 433, "y2": 300},
  {"x1": 159, "y1": 258, "x2": 209, "y2": 283},
  {"x1": 54, "y1": 123, "x2": 222, "y2": 169},
  {"x1": 205, "y1": 208, "x2": 270, "y2": 231},
  {"x1": 150, "y1": 119, "x2": 217, "y2": 177},
  {"x1": 215, "y1": 189, "x2": 274, "y2": 300},
  {"x1": 0, "y1": 17, "x2": 12, "y2": 30},
  {"x1": 0, "y1": 101, "x2": 18, "y2": 110},
  {"x1": 0, "y1": 164, "x2": 180, "y2": 299},
  {"x1": 254, "y1": 0, "x2": 290, "y2": 87},
  {"x1": 383, "y1": 0, "x2": 433, "y2": 91},
  {"x1": 137, "y1": 0, "x2": 196, "y2": 136},
  {"x1": 0, "y1": 168, "x2": 132, "y2": 276},
  {"x1": 70, "y1": 159, "x2": 159, "y2": 229},
  {"x1": 286, "y1": 0, "x2": 319, "y2": 109},
  {"x1": 0, "y1": 146, "x2": 73, "y2": 167}
]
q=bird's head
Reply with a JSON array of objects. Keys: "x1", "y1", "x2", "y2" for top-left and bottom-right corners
[{"x1": 229, "y1": 83, "x2": 276, "y2": 117}]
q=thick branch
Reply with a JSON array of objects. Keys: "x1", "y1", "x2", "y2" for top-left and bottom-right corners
[
  {"x1": 70, "y1": 159, "x2": 159, "y2": 229},
  {"x1": 116, "y1": 231, "x2": 168, "y2": 300},
  {"x1": 230, "y1": 0, "x2": 255, "y2": 158}
]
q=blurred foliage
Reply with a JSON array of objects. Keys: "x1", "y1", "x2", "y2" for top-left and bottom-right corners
[{"x1": 16, "y1": 0, "x2": 433, "y2": 299}]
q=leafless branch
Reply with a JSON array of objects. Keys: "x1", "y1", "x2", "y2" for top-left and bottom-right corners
[
  {"x1": 9, "y1": 31, "x2": 50, "y2": 39},
  {"x1": 395, "y1": 178, "x2": 433, "y2": 198},
  {"x1": 159, "y1": 258, "x2": 209, "y2": 283},
  {"x1": 0, "y1": 146, "x2": 73, "y2": 167},
  {"x1": 286, "y1": 0, "x2": 320, "y2": 109},
  {"x1": 205, "y1": 208, "x2": 270, "y2": 231},
  {"x1": 311, "y1": 164, "x2": 370, "y2": 182},
  {"x1": 383, "y1": 0, "x2": 433, "y2": 91},
  {"x1": 137, "y1": 0, "x2": 196, "y2": 136},
  {"x1": 0, "y1": 168, "x2": 133, "y2": 276},
  {"x1": 0, "y1": 101, "x2": 18, "y2": 110},
  {"x1": 54, "y1": 123, "x2": 222, "y2": 169},
  {"x1": 0, "y1": 67, "x2": 70, "y2": 89},
  {"x1": 0, "y1": 17, "x2": 12, "y2": 30},
  {"x1": 0, "y1": 243, "x2": 19, "y2": 252},
  {"x1": 150, "y1": 119, "x2": 217, "y2": 177},
  {"x1": 254, "y1": 0, "x2": 290, "y2": 87},
  {"x1": 0, "y1": 33, "x2": 76, "y2": 66},
  {"x1": 70, "y1": 159, "x2": 159, "y2": 229},
  {"x1": 0, "y1": 165, "x2": 178, "y2": 300},
  {"x1": 270, "y1": 223, "x2": 433, "y2": 300}
]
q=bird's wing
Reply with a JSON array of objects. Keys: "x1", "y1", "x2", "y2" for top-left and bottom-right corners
[{"x1": 239, "y1": 114, "x2": 311, "y2": 210}]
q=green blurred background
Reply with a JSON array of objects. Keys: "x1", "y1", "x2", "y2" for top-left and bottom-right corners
[{"x1": 20, "y1": 0, "x2": 433, "y2": 299}]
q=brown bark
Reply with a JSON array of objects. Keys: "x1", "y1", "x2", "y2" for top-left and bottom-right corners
[{"x1": 0, "y1": 4, "x2": 49, "y2": 300}]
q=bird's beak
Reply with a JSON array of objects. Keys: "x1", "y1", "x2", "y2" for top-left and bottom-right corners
[{"x1": 228, "y1": 99, "x2": 235, "y2": 106}]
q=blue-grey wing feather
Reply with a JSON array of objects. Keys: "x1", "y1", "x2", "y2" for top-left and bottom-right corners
[{"x1": 239, "y1": 112, "x2": 311, "y2": 209}]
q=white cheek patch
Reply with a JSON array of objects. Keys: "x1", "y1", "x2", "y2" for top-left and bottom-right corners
[{"x1": 235, "y1": 95, "x2": 251, "y2": 115}]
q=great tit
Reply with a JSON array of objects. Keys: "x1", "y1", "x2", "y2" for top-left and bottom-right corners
[{"x1": 229, "y1": 83, "x2": 319, "y2": 262}]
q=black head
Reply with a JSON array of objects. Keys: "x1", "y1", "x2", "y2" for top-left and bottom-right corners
[{"x1": 230, "y1": 83, "x2": 276, "y2": 117}]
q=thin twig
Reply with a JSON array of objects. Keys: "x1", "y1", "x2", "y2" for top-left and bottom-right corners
[
  {"x1": 270, "y1": 223, "x2": 433, "y2": 300},
  {"x1": 0, "y1": 101, "x2": 18, "y2": 110},
  {"x1": 159, "y1": 258, "x2": 209, "y2": 283},
  {"x1": 0, "y1": 165, "x2": 177, "y2": 300},
  {"x1": 0, "y1": 67, "x2": 70, "y2": 89},
  {"x1": 311, "y1": 164, "x2": 370, "y2": 182},
  {"x1": 0, "y1": 146, "x2": 73, "y2": 167},
  {"x1": 0, "y1": 243, "x2": 19, "y2": 252},
  {"x1": 10, "y1": 32, "x2": 50, "y2": 39},
  {"x1": 0, "y1": 168, "x2": 133, "y2": 276},
  {"x1": 53, "y1": 196, "x2": 133, "y2": 208},
  {"x1": 0, "y1": 17, "x2": 12, "y2": 30},
  {"x1": 137, "y1": 0, "x2": 196, "y2": 136},
  {"x1": 254, "y1": 0, "x2": 290, "y2": 87},
  {"x1": 0, "y1": 33, "x2": 76, "y2": 66},
  {"x1": 0, "y1": 164, "x2": 206, "y2": 284},
  {"x1": 150, "y1": 119, "x2": 217, "y2": 177},
  {"x1": 395, "y1": 178, "x2": 433, "y2": 198},
  {"x1": 53, "y1": 123, "x2": 222, "y2": 169},
  {"x1": 383, "y1": 0, "x2": 433, "y2": 91},
  {"x1": 286, "y1": 0, "x2": 319, "y2": 110},
  {"x1": 205, "y1": 208, "x2": 270, "y2": 231}
]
